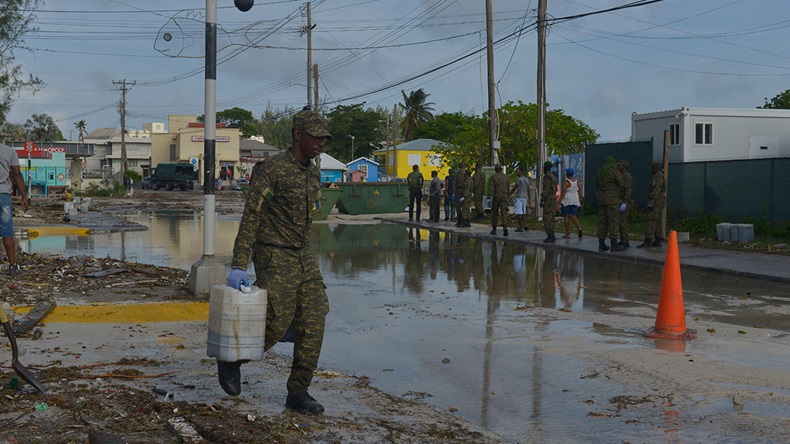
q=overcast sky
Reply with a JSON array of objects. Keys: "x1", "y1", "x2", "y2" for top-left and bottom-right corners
[{"x1": 9, "y1": 0, "x2": 790, "y2": 143}]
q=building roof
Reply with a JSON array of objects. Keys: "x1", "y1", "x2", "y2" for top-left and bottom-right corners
[
  {"x1": 319, "y1": 153, "x2": 349, "y2": 171},
  {"x1": 240, "y1": 139, "x2": 281, "y2": 152},
  {"x1": 84, "y1": 128, "x2": 121, "y2": 142},
  {"x1": 372, "y1": 138, "x2": 444, "y2": 154},
  {"x1": 633, "y1": 107, "x2": 790, "y2": 120},
  {"x1": 347, "y1": 157, "x2": 379, "y2": 166}
]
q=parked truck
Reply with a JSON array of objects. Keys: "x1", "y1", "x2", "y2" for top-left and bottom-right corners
[{"x1": 148, "y1": 163, "x2": 195, "y2": 191}]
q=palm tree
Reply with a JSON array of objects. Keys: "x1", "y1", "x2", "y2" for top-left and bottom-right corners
[
  {"x1": 74, "y1": 120, "x2": 87, "y2": 142},
  {"x1": 400, "y1": 89, "x2": 435, "y2": 142}
]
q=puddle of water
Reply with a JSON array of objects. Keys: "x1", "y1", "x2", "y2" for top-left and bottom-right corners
[{"x1": 22, "y1": 214, "x2": 790, "y2": 442}]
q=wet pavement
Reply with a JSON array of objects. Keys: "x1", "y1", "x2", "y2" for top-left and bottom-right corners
[{"x1": 17, "y1": 212, "x2": 790, "y2": 443}]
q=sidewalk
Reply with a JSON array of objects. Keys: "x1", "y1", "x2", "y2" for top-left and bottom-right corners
[{"x1": 387, "y1": 217, "x2": 790, "y2": 284}]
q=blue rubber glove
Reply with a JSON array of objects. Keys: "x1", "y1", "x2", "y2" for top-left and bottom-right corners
[
  {"x1": 227, "y1": 268, "x2": 248, "y2": 290},
  {"x1": 459, "y1": 197, "x2": 465, "y2": 203},
  {"x1": 619, "y1": 202, "x2": 627, "y2": 213}
]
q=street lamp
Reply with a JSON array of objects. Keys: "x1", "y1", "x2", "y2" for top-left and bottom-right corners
[
  {"x1": 347, "y1": 134, "x2": 355, "y2": 161},
  {"x1": 189, "y1": 0, "x2": 253, "y2": 295}
]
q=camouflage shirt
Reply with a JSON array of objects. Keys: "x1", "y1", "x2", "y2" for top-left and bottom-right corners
[
  {"x1": 621, "y1": 171, "x2": 633, "y2": 201},
  {"x1": 472, "y1": 171, "x2": 486, "y2": 195},
  {"x1": 231, "y1": 149, "x2": 320, "y2": 269},
  {"x1": 488, "y1": 172, "x2": 509, "y2": 200},
  {"x1": 541, "y1": 171, "x2": 558, "y2": 202},
  {"x1": 648, "y1": 171, "x2": 666, "y2": 206},
  {"x1": 599, "y1": 168, "x2": 626, "y2": 206},
  {"x1": 456, "y1": 171, "x2": 470, "y2": 198}
]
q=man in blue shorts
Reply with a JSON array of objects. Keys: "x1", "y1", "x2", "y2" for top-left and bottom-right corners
[
  {"x1": 510, "y1": 166, "x2": 531, "y2": 232},
  {"x1": 0, "y1": 143, "x2": 28, "y2": 275}
]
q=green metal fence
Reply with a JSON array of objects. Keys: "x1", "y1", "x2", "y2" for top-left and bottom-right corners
[{"x1": 584, "y1": 141, "x2": 653, "y2": 209}]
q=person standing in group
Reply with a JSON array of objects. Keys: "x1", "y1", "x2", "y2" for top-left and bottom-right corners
[
  {"x1": 510, "y1": 166, "x2": 531, "y2": 232},
  {"x1": 488, "y1": 164, "x2": 509, "y2": 236},
  {"x1": 637, "y1": 162, "x2": 666, "y2": 248},
  {"x1": 455, "y1": 163, "x2": 471, "y2": 227},
  {"x1": 541, "y1": 161, "x2": 559, "y2": 243},
  {"x1": 428, "y1": 170, "x2": 442, "y2": 222},
  {"x1": 0, "y1": 143, "x2": 28, "y2": 275},
  {"x1": 444, "y1": 168, "x2": 456, "y2": 221},
  {"x1": 559, "y1": 167, "x2": 583, "y2": 239},
  {"x1": 221, "y1": 109, "x2": 333, "y2": 415},
  {"x1": 472, "y1": 162, "x2": 486, "y2": 221},
  {"x1": 595, "y1": 156, "x2": 626, "y2": 252},
  {"x1": 406, "y1": 164, "x2": 424, "y2": 221},
  {"x1": 617, "y1": 160, "x2": 633, "y2": 248}
]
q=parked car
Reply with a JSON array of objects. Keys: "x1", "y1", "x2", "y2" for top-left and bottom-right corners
[{"x1": 231, "y1": 178, "x2": 249, "y2": 190}]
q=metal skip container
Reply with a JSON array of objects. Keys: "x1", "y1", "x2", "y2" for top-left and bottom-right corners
[{"x1": 207, "y1": 285, "x2": 267, "y2": 362}]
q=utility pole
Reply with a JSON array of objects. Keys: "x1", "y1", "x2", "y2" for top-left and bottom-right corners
[
  {"x1": 306, "y1": 2, "x2": 313, "y2": 109},
  {"x1": 313, "y1": 63, "x2": 319, "y2": 112},
  {"x1": 485, "y1": 0, "x2": 498, "y2": 166},
  {"x1": 113, "y1": 79, "x2": 135, "y2": 177},
  {"x1": 536, "y1": 0, "x2": 547, "y2": 218}
]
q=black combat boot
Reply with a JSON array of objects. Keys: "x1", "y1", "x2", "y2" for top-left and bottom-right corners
[
  {"x1": 610, "y1": 239, "x2": 626, "y2": 252},
  {"x1": 490, "y1": 228, "x2": 497, "y2": 235},
  {"x1": 598, "y1": 239, "x2": 609, "y2": 251},
  {"x1": 651, "y1": 238, "x2": 663, "y2": 247},
  {"x1": 636, "y1": 239, "x2": 653, "y2": 248},
  {"x1": 217, "y1": 361, "x2": 243, "y2": 396},
  {"x1": 503, "y1": 228, "x2": 509, "y2": 236},
  {"x1": 619, "y1": 240, "x2": 631, "y2": 248},
  {"x1": 285, "y1": 391, "x2": 325, "y2": 415},
  {"x1": 543, "y1": 235, "x2": 556, "y2": 243}
]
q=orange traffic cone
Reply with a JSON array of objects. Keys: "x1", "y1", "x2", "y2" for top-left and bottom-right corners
[{"x1": 645, "y1": 231, "x2": 697, "y2": 340}]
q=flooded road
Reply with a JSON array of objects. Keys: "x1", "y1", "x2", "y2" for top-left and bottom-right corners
[{"x1": 22, "y1": 213, "x2": 790, "y2": 442}]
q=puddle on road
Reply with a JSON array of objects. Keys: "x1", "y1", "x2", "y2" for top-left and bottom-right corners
[{"x1": 21, "y1": 213, "x2": 790, "y2": 443}]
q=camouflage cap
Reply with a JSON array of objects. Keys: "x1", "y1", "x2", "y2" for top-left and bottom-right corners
[
  {"x1": 494, "y1": 164, "x2": 503, "y2": 172},
  {"x1": 650, "y1": 161, "x2": 662, "y2": 169},
  {"x1": 293, "y1": 109, "x2": 332, "y2": 140},
  {"x1": 618, "y1": 160, "x2": 629, "y2": 167},
  {"x1": 543, "y1": 161, "x2": 554, "y2": 169}
]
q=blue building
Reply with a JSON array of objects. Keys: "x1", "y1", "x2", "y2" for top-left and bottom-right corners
[
  {"x1": 16, "y1": 148, "x2": 69, "y2": 196},
  {"x1": 318, "y1": 153, "x2": 349, "y2": 183},
  {"x1": 346, "y1": 157, "x2": 379, "y2": 182}
]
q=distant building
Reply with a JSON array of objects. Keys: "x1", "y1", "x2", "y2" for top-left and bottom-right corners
[
  {"x1": 346, "y1": 157, "x2": 379, "y2": 182},
  {"x1": 238, "y1": 137, "x2": 281, "y2": 179},
  {"x1": 317, "y1": 153, "x2": 349, "y2": 183},
  {"x1": 371, "y1": 138, "x2": 449, "y2": 180},
  {"x1": 632, "y1": 107, "x2": 790, "y2": 163}
]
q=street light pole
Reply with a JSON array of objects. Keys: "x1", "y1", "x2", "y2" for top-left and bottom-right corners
[
  {"x1": 348, "y1": 134, "x2": 355, "y2": 161},
  {"x1": 189, "y1": 0, "x2": 253, "y2": 295}
]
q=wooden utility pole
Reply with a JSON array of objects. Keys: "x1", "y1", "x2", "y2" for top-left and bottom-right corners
[
  {"x1": 662, "y1": 130, "x2": 670, "y2": 237},
  {"x1": 306, "y1": 2, "x2": 313, "y2": 109},
  {"x1": 113, "y1": 79, "x2": 135, "y2": 177},
  {"x1": 536, "y1": 0, "x2": 547, "y2": 217},
  {"x1": 485, "y1": 0, "x2": 498, "y2": 166},
  {"x1": 313, "y1": 63, "x2": 319, "y2": 112}
]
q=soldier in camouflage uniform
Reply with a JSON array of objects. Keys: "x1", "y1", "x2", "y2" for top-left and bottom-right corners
[
  {"x1": 596, "y1": 156, "x2": 626, "y2": 252},
  {"x1": 637, "y1": 162, "x2": 666, "y2": 248},
  {"x1": 455, "y1": 164, "x2": 472, "y2": 227},
  {"x1": 617, "y1": 160, "x2": 633, "y2": 248},
  {"x1": 221, "y1": 109, "x2": 332, "y2": 415},
  {"x1": 541, "y1": 161, "x2": 559, "y2": 243},
  {"x1": 472, "y1": 162, "x2": 486, "y2": 220},
  {"x1": 488, "y1": 164, "x2": 509, "y2": 236}
]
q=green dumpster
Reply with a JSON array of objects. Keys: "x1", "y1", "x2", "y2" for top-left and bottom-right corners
[
  {"x1": 335, "y1": 182, "x2": 408, "y2": 215},
  {"x1": 314, "y1": 187, "x2": 343, "y2": 221}
]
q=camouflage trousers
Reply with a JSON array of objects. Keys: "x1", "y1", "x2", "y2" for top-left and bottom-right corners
[
  {"x1": 473, "y1": 190, "x2": 485, "y2": 218},
  {"x1": 542, "y1": 199, "x2": 557, "y2": 236},
  {"x1": 644, "y1": 201, "x2": 665, "y2": 241},
  {"x1": 491, "y1": 197, "x2": 508, "y2": 228},
  {"x1": 597, "y1": 203, "x2": 620, "y2": 240},
  {"x1": 458, "y1": 196, "x2": 472, "y2": 221},
  {"x1": 619, "y1": 205, "x2": 630, "y2": 242},
  {"x1": 253, "y1": 245, "x2": 328, "y2": 394}
]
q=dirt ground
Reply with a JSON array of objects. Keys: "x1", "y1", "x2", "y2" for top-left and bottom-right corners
[
  {"x1": 1, "y1": 191, "x2": 506, "y2": 444},
  {"x1": 2, "y1": 191, "x2": 788, "y2": 443}
]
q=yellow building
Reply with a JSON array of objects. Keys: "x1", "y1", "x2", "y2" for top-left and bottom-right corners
[
  {"x1": 372, "y1": 138, "x2": 450, "y2": 180},
  {"x1": 151, "y1": 115, "x2": 242, "y2": 185}
]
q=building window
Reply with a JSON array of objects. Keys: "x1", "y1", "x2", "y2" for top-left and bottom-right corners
[
  {"x1": 670, "y1": 123, "x2": 680, "y2": 145},
  {"x1": 694, "y1": 123, "x2": 713, "y2": 145},
  {"x1": 359, "y1": 164, "x2": 368, "y2": 174}
]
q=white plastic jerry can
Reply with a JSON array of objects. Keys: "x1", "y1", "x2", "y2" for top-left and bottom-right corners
[{"x1": 207, "y1": 285, "x2": 267, "y2": 362}]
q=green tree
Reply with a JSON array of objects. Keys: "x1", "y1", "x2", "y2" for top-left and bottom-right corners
[
  {"x1": 326, "y1": 103, "x2": 386, "y2": 162},
  {"x1": 0, "y1": 0, "x2": 45, "y2": 125},
  {"x1": 198, "y1": 107, "x2": 259, "y2": 139},
  {"x1": 24, "y1": 113, "x2": 63, "y2": 141},
  {"x1": 400, "y1": 89, "x2": 435, "y2": 142},
  {"x1": 258, "y1": 104, "x2": 296, "y2": 150},
  {"x1": 758, "y1": 89, "x2": 790, "y2": 109},
  {"x1": 0, "y1": 122, "x2": 25, "y2": 143},
  {"x1": 74, "y1": 119, "x2": 87, "y2": 142}
]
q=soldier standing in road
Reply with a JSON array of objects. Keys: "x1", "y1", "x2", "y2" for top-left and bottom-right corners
[
  {"x1": 406, "y1": 164, "x2": 424, "y2": 221},
  {"x1": 472, "y1": 162, "x2": 486, "y2": 220},
  {"x1": 221, "y1": 109, "x2": 332, "y2": 415},
  {"x1": 617, "y1": 160, "x2": 633, "y2": 248},
  {"x1": 596, "y1": 156, "x2": 626, "y2": 252},
  {"x1": 541, "y1": 161, "x2": 559, "y2": 243},
  {"x1": 444, "y1": 169, "x2": 456, "y2": 221},
  {"x1": 488, "y1": 164, "x2": 510, "y2": 236},
  {"x1": 455, "y1": 163, "x2": 472, "y2": 227},
  {"x1": 637, "y1": 162, "x2": 666, "y2": 248}
]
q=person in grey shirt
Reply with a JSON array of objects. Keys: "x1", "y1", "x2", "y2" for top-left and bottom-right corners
[
  {"x1": 510, "y1": 166, "x2": 531, "y2": 232},
  {"x1": 0, "y1": 144, "x2": 28, "y2": 275}
]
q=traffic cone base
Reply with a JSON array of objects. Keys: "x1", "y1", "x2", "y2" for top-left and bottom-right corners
[{"x1": 644, "y1": 231, "x2": 696, "y2": 341}]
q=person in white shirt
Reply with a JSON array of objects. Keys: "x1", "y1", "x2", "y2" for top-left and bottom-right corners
[{"x1": 559, "y1": 167, "x2": 583, "y2": 238}]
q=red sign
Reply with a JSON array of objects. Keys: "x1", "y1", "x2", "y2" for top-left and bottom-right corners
[{"x1": 24, "y1": 141, "x2": 35, "y2": 152}]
